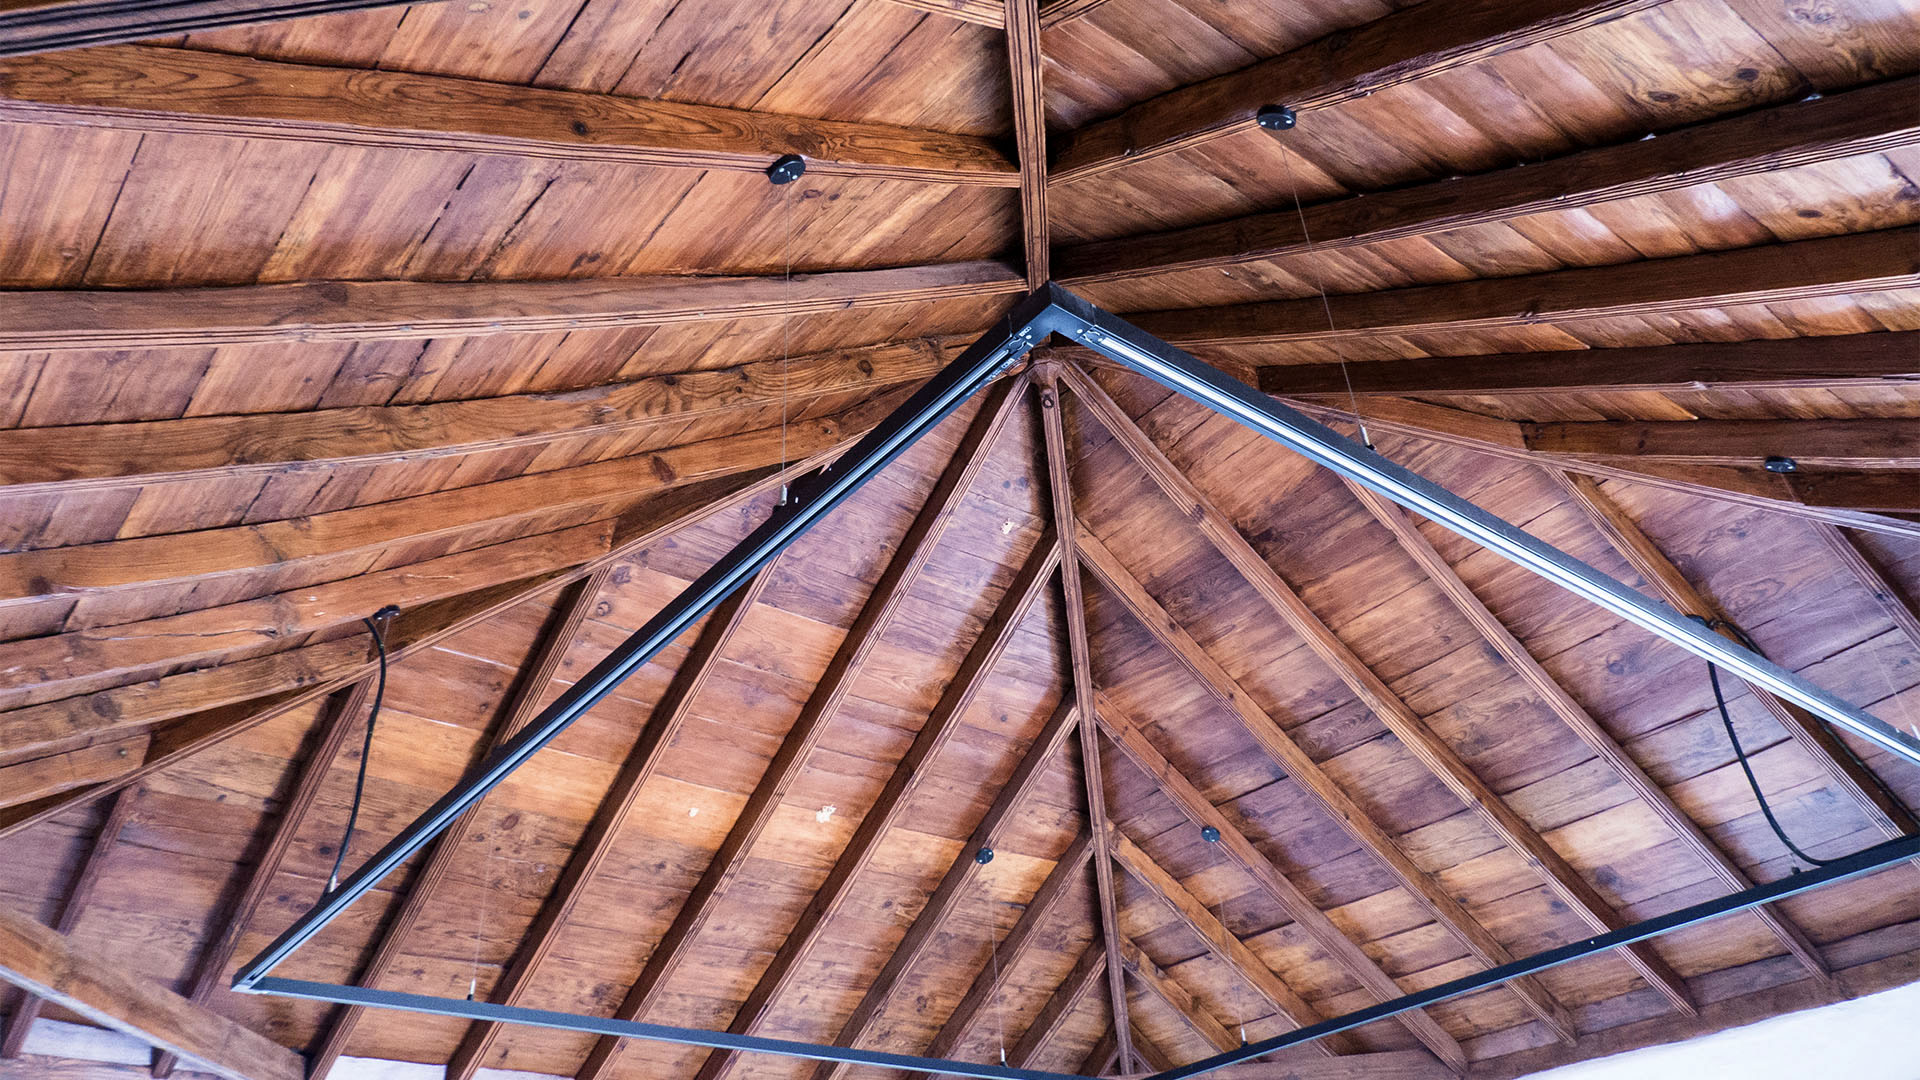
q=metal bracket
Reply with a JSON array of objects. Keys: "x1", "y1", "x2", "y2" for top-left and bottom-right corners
[{"x1": 232, "y1": 283, "x2": 1920, "y2": 1079}]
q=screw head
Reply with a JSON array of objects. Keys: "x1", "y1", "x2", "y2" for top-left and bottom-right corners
[
  {"x1": 975, "y1": 846, "x2": 996, "y2": 865},
  {"x1": 1201, "y1": 825, "x2": 1222, "y2": 843},
  {"x1": 1763, "y1": 455, "x2": 1799, "y2": 474},
  {"x1": 1255, "y1": 105, "x2": 1297, "y2": 131},
  {"x1": 767, "y1": 154, "x2": 806, "y2": 185}
]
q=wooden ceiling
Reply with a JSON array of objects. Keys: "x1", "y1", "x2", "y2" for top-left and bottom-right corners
[{"x1": 1, "y1": 0, "x2": 1918, "y2": 1079}]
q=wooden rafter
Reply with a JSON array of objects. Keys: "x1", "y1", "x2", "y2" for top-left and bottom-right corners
[
  {"x1": 1058, "y1": 76, "x2": 1920, "y2": 283},
  {"x1": 148, "y1": 679, "x2": 376, "y2": 1078},
  {"x1": 874, "y1": 0, "x2": 1118, "y2": 32},
  {"x1": 0, "y1": 910, "x2": 301, "y2": 1080},
  {"x1": 1117, "y1": 937, "x2": 1239, "y2": 1054},
  {"x1": 0, "y1": 261, "x2": 1023, "y2": 350},
  {"x1": 1342, "y1": 479, "x2": 1833, "y2": 981},
  {"x1": 921, "y1": 832, "x2": 1095, "y2": 1062},
  {"x1": 688, "y1": 533, "x2": 1062, "y2": 1080},
  {"x1": 0, "y1": 787, "x2": 138, "y2": 1058},
  {"x1": 1004, "y1": 0, "x2": 1048, "y2": 289},
  {"x1": 306, "y1": 564, "x2": 620, "y2": 1080},
  {"x1": 1008, "y1": 939, "x2": 1110, "y2": 1067},
  {"x1": 1049, "y1": 0, "x2": 1666, "y2": 182},
  {"x1": 440, "y1": 568, "x2": 776, "y2": 1080},
  {"x1": 0, "y1": 336, "x2": 961, "y2": 496},
  {"x1": 1105, "y1": 827, "x2": 1342, "y2": 1055},
  {"x1": 1551, "y1": 471, "x2": 1920, "y2": 842},
  {"x1": 1813, "y1": 526, "x2": 1920, "y2": 652},
  {"x1": 1524, "y1": 418, "x2": 1920, "y2": 469},
  {"x1": 1037, "y1": 369, "x2": 1135, "y2": 1070},
  {"x1": 1064, "y1": 403, "x2": 1699, "y2": 1017},
  {"x1": 0, "y1": 47, "x2": 1019, "y2": 184},
  {"x1": 808, "y1": 700, "x2": 1081, "y2": 1080},
  {"x1": 1124, "y1": 227, "x2": 1920, "y2": 347},
  {"x1": 1254, "y1": 332, "x2": 1920, "y2": 400},
  {"x1": 571, "y1": 378, "x2": 1028, "y2": 1080}
]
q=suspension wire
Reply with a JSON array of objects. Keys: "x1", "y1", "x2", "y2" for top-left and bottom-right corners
[
  {"x1": 1274, "y1": 141, "x2": 1371, "y2": 450},
  {"x1": 1201, "y1": 831, "x2": 1248, "y2": 1045},
  {"x1": 327, "y1": 612, "x2": 393, "y2": 894},
  {"x1": 779, "y1": 172, "x2": 794, "y2": 505}
]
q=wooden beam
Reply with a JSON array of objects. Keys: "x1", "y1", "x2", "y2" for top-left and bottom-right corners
[
  {"x1": 306, "y1": 566, "x2": 619, "y2": 1080},
  {"x1": 1552, "y1": 471, "x2": 1920, "y2": 840},
  {"x1": 1005, "y1": 0, "x2": 1048, "y2": 289},
  {"x1": 1813, "y1": 526, "x2": 1920, "y2": 652},
  {"x1": 0, "y1": 0, "x2": 416, "y2": 55},
  {"x1": 0, "y1": 336, "x2": 958, "y2": 496},
  {"x1": 1524, "y1": 418, "x2": 1920, "y2": 469},
  {"x1": 1784, "y1": 469, "x2": 1920, "y2": 513},
  {"x1": 0, "y1": 521, "x2": 613, "y2": 708},
  {"x1": 1080, "y1": 1023, "x2": 1174, "y2": 1076},
  {"x1": 808, "y1": 701, "x2": 1081, "y2": 1080},
  {"x1": 1093, "y1": 697, "x2": 1479, "y2": 1064},
  {"x1": 1049, "y1": 0, "x2": 1664, "y2": 183},
  {"x1": 1112, "y1": 1051, "x2": 1456, "y2": 1080},
  {"x1": 0, "y1": 260, "x2": 1024, "y2": 350},
  {"x1": 1125, "y1": 227, "x2": 1920, "y2": 347},
  {"x1": 687, "y1": 534, "x2": 1062, "y2": 1080},
  {"x1": 1343, "y1": 479, "x2": 1833, "y2": 982},
  {"x1": 440, "y1": 565, "x2": 772, "y2": 1080},
  {"x1": 0, "y1": 47, "x2": 1018, "y2": 185},
  {"x1": 1008, "y1": 940, "x2": 1109, "y2": 1067},
  {"x1": 572, "y1": 380, "x2": 1028, "y2": 1080},
  {"x1": 1037, "y1": 370, "x2": 1135, "y2": 1070},
  {"x1": 1061, "y1": 364, "x2": 1579, "y2": 1041},
  {"x1": 921, "y1": 832, "x2": 1095, "y2": 1062},
  {"x1": 148, "y1": 680, "x2": 374, "y2": 1078},
  {"x1": 0, "y1": 454, "x2": 826, "y2": 842},
  {"x1": 1117, "y1": 938, "x2": 1238, "y2": 1054},
  {"x1": 0, "y1": 738, "x2": 148, "y2": 809},
  {"x1": 1105, "y1": 828, "x2": 1339, "y2": 1053},
  {"x1": 0, "y1": 906, "x2": 302, "y2": 1080},
  {"x1": 0, "y1": 404, "x2": 855, "y2": 612},
  {"x1": 0, "y1": 788, "x2": 138, "y2": 1058},
  {"x1": 1059, "y1": 77, "x2": 1920, "y2": 282},
  {"x1": 877, "y1": 0, "x2": 1006, "y2": 27},
  {"x1": 1253, "y1": 332, "x2": 1920, "y2": 399}
]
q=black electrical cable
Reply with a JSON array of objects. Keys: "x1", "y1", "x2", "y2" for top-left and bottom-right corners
[
  {"x1": 1696, "y1": 615, "x2": 1836, "y2": 868},
  {"x1": 327, "y1": 610, "x2": 395, "y2": 893}
]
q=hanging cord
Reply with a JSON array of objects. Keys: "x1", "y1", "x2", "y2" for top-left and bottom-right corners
[
  {"x1": 1200, "y1": 826, "x2": 1247, "y2": 1045},
  {"x1": 1274, "y1": 142, "x2": 1371, "y2": 450},
  {"x1": 327, "y1": 605, "x2": 399, "y2": 893},
  {"x1": 778, "y1": 173, "x2": 794, "y2": 505}
]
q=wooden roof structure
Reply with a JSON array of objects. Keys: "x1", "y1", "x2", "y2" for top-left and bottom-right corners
[{"x1": 2, "y1": 0, "x2": 1919, "y2": 1078}]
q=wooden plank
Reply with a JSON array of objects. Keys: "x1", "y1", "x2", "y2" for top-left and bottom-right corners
[
  {"x1": 1113, "y1": 1051, "x2": 1455, "y2": 1080},
  {"x1": 1524, "y1": 418, "x2": 1920, "y2": 469},
  {"x1": 1253, "y1": 332, "x2": 1920, "y2": 399},
  {"x1": 1552, "y1": 471, "x2": 1920, "y2": 840},
  {"x1": 921, "y1": 832, "x2": 1095, "y2": 1061},
  {"x1": 1813, "y1": 526, "x2": 1920, "y2": 652},
  {"x1": 688, "y1": 534, "x2": 1062, "y2": 1080},
  {"x1": 876, "y1": 0, "x2": 1005, "y2": 27},
  {"x1": 1117, "y1": 938, "x2": 1238, "y2": 1054},
  {"x1": 1038, "y1": 369, "x2": 1135, "y2": 1070},
  {"x1": 0, "y1": 261, "x2": 1024, "y2": 350},
  {"x1": 572, "y1": 380, "x2": 1030, "y2": 1080},
  {"x1": 1005, "y1": 0, "x2": 1047, "y2": 289},
  {"x1": 0, "y1": 404, "x2": 856, "y2": 607},
  {"x1": 0, "y1": 787, "x2": 138, "y2": 1058},
  {"x1": 1343, "y1": 479, "x2": 1833, "y2": 982},
  {"x1": 809, "y1": 701, "x2": 1082, "y2": 1080},
  {"x1": 148, "y1": 680, "x2": 375, "y2": 1079},
  {"x1": 0, "y1": 0, "x2": 413, "y2": 54},
  {"x1": 0, "y1": 521, "x2": 614, "y2": 706},
  {"x1": 1009, "y1": 940, "x2": 1109, "y2": 1067},
  {"x1": 0, "y1": 906, "x2": 303, "y2": 1080},
  {"x1": 1062, "y1": 363, "x2": 1577, "y2": 1044},
  {"x1": 1059, "y1": 77, "x2": 1920, "y2": 282},
  {"x1": 1093, "y1": 696, "x2": 1470, "y2": 1064},
  {"x1": 442, "y1": 566, "x2": 772, "y2": 1080},
  {"x1": 306, "y1": 566, "x2": 618, "y2": 1080},
  {"x1": 0, "y1": 47, "x2": 1019, "y2": 185},
  {"x1": 1106, "y1": 828, "x2": 1336, "y2": 1051},
  {"x1": 1786, "y1": 470, "x2": 1920, "y2": 513},
  {"x1": 0, "y1": 738, "x2": 148, "y2": 809},
  {"x1": 0, "y1": 336, "x2": 958, "y2": 496},
  {"x1": 1125, "y1": 227, "x2": 1920, "y2": 346},
  {"x1": 0, "y1": 450, "x2": 829, "y2": 843},
  {"x1": 1049, "y1": 0, "x2": 1665, "y2": 182}
]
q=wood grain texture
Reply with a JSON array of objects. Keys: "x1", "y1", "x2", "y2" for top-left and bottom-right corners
[
  {"x1": 1117, "y1": 937, "x2": 1240, "y2": 1053},
  {"x1": 1009, "y1": 940, "x2": 1109, "y2": 1066},
  {"x1": 1126, "y1": 227, "x2": 1920, "y2": 346},
  {"x1": 1050, "y1": 0, "x2": 1668, "y2": 182},
  {"x1": 0, "y1": 46, "x2": 1020, "y2": 184},
  {"x1": 0, "y1": 904, "x2": 302, "y2": 1080},
  {"x1": 1059, "y1": 76, "x2": 1920, "y2": 282},
  {"x1": 1255, "y1": 332, "x2": 1920, "y2": 398},
  {"x1": 1524, "y1": 418, "x2": 1920, "y2": 468},
  {"x1": 0, "y1": 0, "x2": 412, "y2": 55},
  {"x1": 0, "y1": 261, "x2": 1025, "y2": 350},
  {"x1": 1005, "y1": 0, "x2": 1048, "y2": 288}
]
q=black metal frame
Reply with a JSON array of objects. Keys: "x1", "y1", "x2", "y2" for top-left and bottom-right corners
[{"x1": 233, "y1": 285, "x2": 1920, "y2": 1080}]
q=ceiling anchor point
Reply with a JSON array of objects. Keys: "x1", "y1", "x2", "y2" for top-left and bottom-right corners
[
  {"x1": 1255, "y1": 105, "x2": 1297, "y2": 131},
  {"x1": 767, "y1": 153, "x2": 806, "y2": 185}
]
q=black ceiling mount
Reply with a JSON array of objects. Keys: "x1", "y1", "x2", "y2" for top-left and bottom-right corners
[
  {"x1": 1764, "y1": 455, "x2": 1799, "y2": 473},
  {"x1": 767, "y1": 154, "x2": 807, "y2": 184},
  {"x1": 1255, "y1": 105, "x2": 1297, "y2": 131}
]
